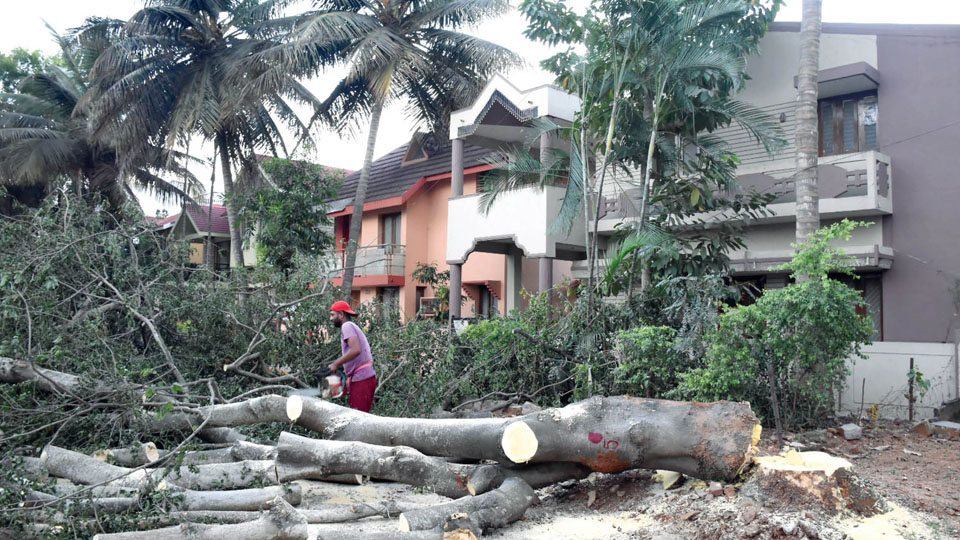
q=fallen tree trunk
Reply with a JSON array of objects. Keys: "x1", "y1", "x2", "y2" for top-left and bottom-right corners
[
  {"x1": 276, "y1": 432, "x2": 501, "y2": 498},
  {"x1": 313, "y1": 529, "x2": 443, "y2": 540},
  {"x1": 173, "y1": 448, "x2": 237, "y2": 466},
  {"x1": 143, "y1": 501, "x2": 424, "y2": 526},
  {"x1": 41, "y1": 445, "x2": 156, "y2": 489},
  {"x1": 41, "y1": 445, "x2": 277, "y2": 490},
  {"x1": 398, "y1": 477, "x2": 537, "y2": 533},
  {"x1": 284, "y1": 395, "x2": 761, "y2": 481},
  {"x1": 91, "y1": 497, "x2": 307, "y2": 540},
  {"x1": 159, "y1": 460, "x2": 278, "y2": 490},
  {"x1": 166, "y1": 484, "x2": 301, "y2": 511},
  {"x1": 231, "y1": 441, "x2": 277, "y2": 461},
  {"x1": 94, "y1": 443, "x2": 160, "y2": 467},
  {"x1": 138, "y1": 394, "x2": 760, "y2": 481}
]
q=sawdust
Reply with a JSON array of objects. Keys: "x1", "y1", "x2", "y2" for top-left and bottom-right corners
[
  {"x1": 835, "y1": 502, "x2": 936, "y2": 540},
  {"x1": 754, "y1": 450, "x2": 852, "y2": 476}
]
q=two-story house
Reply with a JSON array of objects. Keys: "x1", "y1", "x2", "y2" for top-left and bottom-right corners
[
  {"x1": 328, "y1": 90, "x2": 583, "y2": 321},
  {"x1": 444, "y1": 24, "x2": 960, "y2": 417}
]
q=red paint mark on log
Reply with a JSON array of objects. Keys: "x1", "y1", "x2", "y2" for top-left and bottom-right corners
[
  {"x1": 588, "y1": 432, "x2": 603, "y2": 444},
  {"x1": 582, "y1": 450, "x2": 631, "y2": 473},
  {"x1": 603, "y1": 439, "x2": 619, "y2": 450}
]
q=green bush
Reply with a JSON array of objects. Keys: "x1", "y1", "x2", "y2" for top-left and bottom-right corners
[
  {"x1": 612, "y1": 326, "x2": 683, "y2": 398},
  {"x1": 677, "y1": 220, "x2": 875, "y2": 429}
]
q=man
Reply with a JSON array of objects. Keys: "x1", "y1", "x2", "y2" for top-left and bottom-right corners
[{"x1": 328, "y1": 301, "x2": 377, "y2": 412}]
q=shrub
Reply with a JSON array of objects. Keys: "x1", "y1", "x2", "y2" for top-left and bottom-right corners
[
  {"x1": 677, "y1": 220, "x2": 875, "y2": 429},
  {"x1": 612, "y1": 326, "x2": 682, "y2": 398}
]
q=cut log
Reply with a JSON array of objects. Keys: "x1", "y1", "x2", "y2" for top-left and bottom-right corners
[
  {"x1": 159, "y1": 460, "x2": 278, "y2": 490},
  {"x1": 42, "y1": 445, "x2": 277, "y2": 490},
  {"x1": 142, "y1": 394, "x2": 760, "y2": 481},
  {"x1": 91, "y1": 496, "x2": 307, "y2": 540},
  {"x1": 164, "y1": 484, "x2": 301, "y2": 511},
  {"x1": 0, "y1": 357, "x2": 105, "y2": 394},
  {"x1": 94, "y1": 443, "x2": 161, "y2": 467},
  {"x1": 173, "y1": 447, "x2": 237, "y2": 466},
  {"x1": 753, "y1": 450, "x2": 888, "y2": 516},
  {"x1": 276, "y1": 432, "x2": 501, "y2": 498},
  {"x1": 231, "y1": 441, "x2": 277, "y2": 461},
  {"x1": 498, "y1": 462, "x2": 591, "y2": 488},
  {"x1": 398, "y1": 477, "x2": 537, "y2": 532},
  {"x1": 146, "y1": 501, "x2": 425, "y2": 525},
  {"x1": 41, "y1": 445, "x2": 156, "y2": 489},
  {"x1": 286, "y1": 395, "x2": 760, "y2": 481},
  {"x1": 314, "y1": 529, "x2": 443, "y2": 540}
]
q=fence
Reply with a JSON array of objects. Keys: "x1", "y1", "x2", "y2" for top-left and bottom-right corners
[{"x1": 838, "y1": 341, "x2": 959, "y2": 420}]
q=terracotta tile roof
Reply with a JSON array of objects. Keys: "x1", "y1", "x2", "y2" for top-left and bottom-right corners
[
  {"x1": 183, "y1": 204, "x2": 230, "y2": 235},
  {"x1": 337, "y1": 134, "x2": 492, "y2": 205}
]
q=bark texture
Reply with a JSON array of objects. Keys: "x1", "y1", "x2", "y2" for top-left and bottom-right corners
[
  {"x1": 795, "y1": 0, "x2": 822, "y2": 247},
  {"x1": 398, "y1": 477, "x2": 537, "y2": 532},
  {"x1": 339, "y1": 99, "x2": 384, "y2": 297},
  {"x1": 147, "y1": 394, "x2": 760, "y2": 481},
  {"x1": 169, "y1": 484, "x2": 301, "y2": 511},
  {"x1": 91, "y1": 497, "x2": 307, "y2": 540},
  {"x1": 276, "y1": 432, "x2": 501, "y2": 498},
  {"x1": 160, "y1": 460, "x2": 278, "y2": 490},
  {"x1": 283, "y1": 395, "x2": 760, "y2": 481}
]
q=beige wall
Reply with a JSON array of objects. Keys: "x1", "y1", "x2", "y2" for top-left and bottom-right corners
[{"x1": 737, "y1": 32, "x2": 878, "y2": 106}]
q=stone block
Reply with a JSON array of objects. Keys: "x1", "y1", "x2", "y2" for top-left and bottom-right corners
[{"x1": 840, "y1": 423, "x2": 862, "y2": 440}]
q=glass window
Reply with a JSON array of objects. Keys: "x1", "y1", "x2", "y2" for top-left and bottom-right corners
[{"x1": 819, "y1": 91, "x2": 878, "y2": 156}]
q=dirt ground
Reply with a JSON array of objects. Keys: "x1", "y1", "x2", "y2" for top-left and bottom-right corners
[{"x1": 298, "y1": 422, "x2": 960, "y2": 540}]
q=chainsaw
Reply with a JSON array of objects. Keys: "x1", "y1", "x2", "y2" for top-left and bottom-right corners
[{"x1": 287, "y1": 366, "x2": 346, "y2": 399}]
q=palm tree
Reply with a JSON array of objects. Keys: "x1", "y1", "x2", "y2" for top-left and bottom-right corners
[
  {"x1": 281, "y1": 0, "x2": 520, "y2": 296},
  {"x1": 80, "y1": 0, "x2": 324, "y2": 268},
  {"x1": 0, "y1": 22, "x2": 201, "y2": 210},
  {"x1": 496, "y1": 0, "x2": 783, "y2": 296},
  {"x1": 795, "y1": 0, "x2": 822, "y2": 253}
]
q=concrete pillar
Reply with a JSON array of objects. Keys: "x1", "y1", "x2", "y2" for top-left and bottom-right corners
[
  {"x1": 505, "y1": 249, "x2": 523, "y2": 314},
  {"x1": 539, "y1": 129, "x2": 556, "y2": 183},
  {"x1": 539, "y1": 257, "x2": 554, "y2": 299},
  {"x1": 448, "y1": 263, "x2": 462, "y2": 320},
  {"x1": 451, "y1": 138, "x2": 464, "y2": 198}
]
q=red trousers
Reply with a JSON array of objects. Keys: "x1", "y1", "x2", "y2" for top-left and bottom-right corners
[{"x1": 348, "y1": 376, "x2": 377, "y2": 412}]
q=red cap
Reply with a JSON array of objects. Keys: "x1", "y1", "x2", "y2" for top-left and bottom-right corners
[{"x1": 330, "y1": 300, "x2": 358, "y2": 316}]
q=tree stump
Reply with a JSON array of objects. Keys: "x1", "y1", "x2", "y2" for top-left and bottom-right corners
[{"x1": 752, "y1": 451, "x2": 887, "y2": 516}]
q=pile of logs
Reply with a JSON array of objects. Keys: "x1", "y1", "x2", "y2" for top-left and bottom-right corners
[{"x1": 3, "y1": 359, "x2": 765, "y2": 539}]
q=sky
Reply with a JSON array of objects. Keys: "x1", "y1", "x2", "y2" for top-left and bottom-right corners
[{"x1": 2, "y1": 0, "x2": 960, "y2": 214}]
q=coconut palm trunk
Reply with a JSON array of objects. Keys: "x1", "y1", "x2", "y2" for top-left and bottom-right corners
[
  {"x1": 340, "y1": 99, "x2": 384, "y2": 298},
  {"x1": 795, "y1": 0, "x2": 822, "y2": 255},
  {"x1": 217, "y1": 132, "x2": 245, "y2": 269}
]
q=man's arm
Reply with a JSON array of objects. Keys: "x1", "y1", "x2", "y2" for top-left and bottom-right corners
[{"x1": 330, "y1": 336, "x2": 361, "y2": 372}]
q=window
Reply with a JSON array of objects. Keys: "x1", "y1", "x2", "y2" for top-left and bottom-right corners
[
  {"x1": 415, "y1": 286, "x2": 426, "y2": 314},
  {"x1": 380, "y1": 213, "x2": 401, "y2": 247},
  {"x1": 819, "y1": 92, "x2": 878, "y2": 156}
]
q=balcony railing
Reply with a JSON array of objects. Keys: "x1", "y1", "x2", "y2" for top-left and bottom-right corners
[
  {"x1": 591, "y1": 151, "x2": 892, "y2": 232},
  {"x1": 728, "y1": 150, "x2": 892, "y2": 222},
  {"x1": 327, "y1": 244, "x2": 406, "y2": 277}
]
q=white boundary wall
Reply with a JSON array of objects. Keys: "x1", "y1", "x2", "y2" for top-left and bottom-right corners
[{"x1": 838, "y1": 341, "x2": 959, "y2": 420}]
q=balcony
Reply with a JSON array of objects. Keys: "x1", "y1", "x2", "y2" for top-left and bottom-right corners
[
  {"x1": 446, "y1": 185, "x2": 586, "y2": 263},
  {"x1": 591, "y1": 151, "x2": 892, "y2": 234},
  {"x1": 329, "y1": 244, "x2": 406, "y2": 288},
  {"x1": 727, "y1": 150, "x2": 892, "y2": 223}
]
